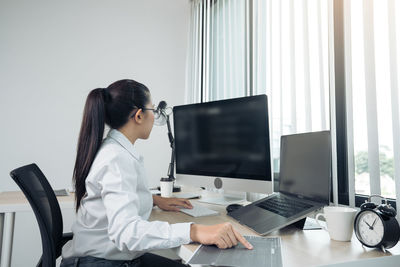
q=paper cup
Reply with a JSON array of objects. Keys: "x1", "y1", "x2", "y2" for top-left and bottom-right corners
[{"x1": 160, "y1": 180, "x2": 173, "y2": 198}]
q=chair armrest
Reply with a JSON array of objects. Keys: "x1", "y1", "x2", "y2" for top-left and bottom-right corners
[
  {"x1": 36, "y1": 256, "x2": 43, "y2": 267},
  {"x1": 56, "y1": 232, "x2": 74, "y2": 259},
  {"x1": 60, "y1": 232, "x2": 73, "y2": 247}
]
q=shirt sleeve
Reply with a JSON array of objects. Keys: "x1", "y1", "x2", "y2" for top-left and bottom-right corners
[{"x1": 99, "y1": 153, "x2": 192, "y2": 252}]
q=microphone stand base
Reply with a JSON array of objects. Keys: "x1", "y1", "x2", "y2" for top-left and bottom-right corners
[
  {"x1": 173, "y1": 185, "x2": 181, "y2": 192},
  {"x1": 156, "y1": 184, "x2": 181, "y2": 193}
]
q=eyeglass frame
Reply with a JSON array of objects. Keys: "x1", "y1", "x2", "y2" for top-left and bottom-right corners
[{"x1": 130, "y1": 106, "x2": 160, "y2": 119}]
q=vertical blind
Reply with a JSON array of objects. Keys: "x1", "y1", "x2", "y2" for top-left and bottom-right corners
[
  {"x1": 185, "y1": 0, "x2": 202, "y2": 104},
  {"x1": 185, "y1": 0, "x2": 248, "y2": 104},
  {"x1": 343, "y1": 0, "x2": 400, "y2": 218},
  {"x1": 185, "y1": 0, "x2": 400, "y2": 212},
  {"x1": 187, "y1": 0, "x2": 330, "y2": 172},
  {"x1": 251, "y1": 0, "x2": 330, "y2": 174}
]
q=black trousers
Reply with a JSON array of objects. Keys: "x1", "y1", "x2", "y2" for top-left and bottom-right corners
[{"x1": 60, "y1": 253, "x2": 188, "y2": 267}]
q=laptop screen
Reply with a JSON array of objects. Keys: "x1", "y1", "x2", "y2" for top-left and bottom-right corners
[{"x1": 278, "y1": 131, "x2": 331, "y2": 204}]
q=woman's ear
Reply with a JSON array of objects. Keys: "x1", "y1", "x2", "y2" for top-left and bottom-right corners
[{"x1": 133, "y1": 109, "x2": 143, "y2": 124}]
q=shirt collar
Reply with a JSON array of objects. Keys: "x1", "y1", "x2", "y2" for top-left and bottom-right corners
[{"x1": 108, "y1": 129, "x2": 142, "y2": 161}]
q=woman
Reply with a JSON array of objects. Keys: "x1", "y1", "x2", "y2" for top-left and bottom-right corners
[{"x1": 61, "y1": 79, "x2": 252, "y2": 267}]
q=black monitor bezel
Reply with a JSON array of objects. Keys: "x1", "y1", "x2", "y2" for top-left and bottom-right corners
[{"x1": 173, "y1": 94, "x2": 272, "y2": 182}]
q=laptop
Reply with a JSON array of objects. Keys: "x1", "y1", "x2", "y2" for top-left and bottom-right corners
[{"x1": 228, "y1": 131, "x2": 331, "y2": 235}]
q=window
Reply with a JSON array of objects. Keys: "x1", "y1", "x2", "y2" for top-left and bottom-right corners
[
  {"x1": 189, "y1": 0, "x2": 331, "y2": 174},
  {"x1": 186, "y1": 0, "x2": 400, "y2": 209},
  {"x1": 252, "y1": 0, "x2": 330, "y2": 173},
  {"x1": 344, "y1": 0, "x2": 400, "y2": 204}
]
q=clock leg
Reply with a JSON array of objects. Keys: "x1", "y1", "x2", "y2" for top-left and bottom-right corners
[{"x1": 381, "y1": 245, "x2": 386, "y2": 253}]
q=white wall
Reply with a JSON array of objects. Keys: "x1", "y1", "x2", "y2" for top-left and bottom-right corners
[{"x1": 0, "y1": 0, "x2": 190, "y2": 265}]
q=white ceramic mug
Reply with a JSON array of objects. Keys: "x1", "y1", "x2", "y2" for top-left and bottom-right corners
[
  {"x1": 315, "y1": 206, "x2": 357, "y2": 241},
  {"x1": 160, "y1": 180, "x2": 173, "y2": 198}
]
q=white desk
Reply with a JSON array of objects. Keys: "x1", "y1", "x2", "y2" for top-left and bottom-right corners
[
  {"x1": 1, "y1": 190, "x2": 400, "y2": 267},
  {"x1": 0, "y1": 191, "x2": 74, "y2": 267},
  {"x1": 149, "y1": 189, "x2": 400, "y2": 267}
]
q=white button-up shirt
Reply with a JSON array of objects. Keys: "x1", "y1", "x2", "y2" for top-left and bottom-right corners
[{"x1": 62, "y1": 129, "x2": 192, "y2": 260}]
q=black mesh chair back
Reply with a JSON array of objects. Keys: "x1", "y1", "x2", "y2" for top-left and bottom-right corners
[{"x1": 10, "y1": 163, "x2": 72, "y2": 267}]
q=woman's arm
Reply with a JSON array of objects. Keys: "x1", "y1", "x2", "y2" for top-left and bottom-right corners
[
  {"x1": 152, "y1": 195, "x2": 193, "y2": 211},
  {"x1": 100, "y1": 155, "x2": 192, "y2": 252},
  {"x1": 101, "y1": 154, "x2": 252, "y2": 251}
]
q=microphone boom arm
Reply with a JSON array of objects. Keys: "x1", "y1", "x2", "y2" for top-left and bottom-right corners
[{"x1": 165, "y1": 113, "x2": 175, "y2": 180}]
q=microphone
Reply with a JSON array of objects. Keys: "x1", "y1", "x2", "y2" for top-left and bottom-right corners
[
  {"x1": 154, "y1": 100, "x2": 168, "y2": 126},
  {"x1": 154, "y1": 100, "x2": 176, "y2": 182},
  {"x1": 157, "y1": 101, "x2": 167, "y2": 113}
]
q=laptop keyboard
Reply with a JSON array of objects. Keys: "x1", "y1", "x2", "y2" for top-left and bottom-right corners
[{"x1": 256, "y1": 196, "x2": 313, "y2": 218}]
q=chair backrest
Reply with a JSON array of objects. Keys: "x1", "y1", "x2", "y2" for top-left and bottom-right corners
[{"x1": 10, "y1": 163, "x2": 64, "y2": 267}]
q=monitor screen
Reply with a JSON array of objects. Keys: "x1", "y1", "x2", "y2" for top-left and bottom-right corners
[
  {"x1": 173, "y1": 95, "x2": 271, "y2": 182},
  {"x1": 279, "y1": 131, "x2": 331, "y2": 204}
]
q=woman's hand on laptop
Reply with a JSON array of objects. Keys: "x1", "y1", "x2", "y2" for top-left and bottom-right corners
[
  {"x1": 190, "y1": 223, "x2": 253, "y2": 250},
  {"x1": 153, "y1": 195, "x2": 193, "y2": 211}
]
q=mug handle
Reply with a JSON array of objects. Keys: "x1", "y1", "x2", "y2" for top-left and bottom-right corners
[{"x1": 315, "y1": 213, "x2": 328, "y2": 231}]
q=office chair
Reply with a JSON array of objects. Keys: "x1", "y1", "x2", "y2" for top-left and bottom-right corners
[{"x1": 9, "y1": 163, "x2": 73, "y2": 267}]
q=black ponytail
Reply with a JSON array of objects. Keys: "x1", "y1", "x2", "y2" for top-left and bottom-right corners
[
  {"x1": 73, "y1": 79, "x2": 150, "y2": 212},
  {"x1": 73, "y1": 88, "x2": 105, "y2": 211}
]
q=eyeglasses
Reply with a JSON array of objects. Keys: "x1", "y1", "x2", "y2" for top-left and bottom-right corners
[
  {"x1": 143, "y1": 107, "x2": 161, "y2": 119},
  {"x1": 130, "y1": 106, "x2": 161, "y2": 119}
]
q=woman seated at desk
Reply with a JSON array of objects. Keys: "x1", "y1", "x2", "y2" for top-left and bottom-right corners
[{"x1": 61, "y1": 79, "x2": 252, "y2": 267}]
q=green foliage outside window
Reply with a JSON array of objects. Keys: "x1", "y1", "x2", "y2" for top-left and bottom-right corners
[{"x1": 355, "y1": 150, "x2": 394, "y2": 179}]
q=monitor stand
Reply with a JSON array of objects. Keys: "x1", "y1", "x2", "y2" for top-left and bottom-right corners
[{"x1": 197, "y1": 178, "x2": 246, "y2": 205}]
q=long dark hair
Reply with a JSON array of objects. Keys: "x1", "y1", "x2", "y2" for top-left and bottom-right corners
[{"x1": 73, "y1": 79, "x2": 150, "y2": 211}]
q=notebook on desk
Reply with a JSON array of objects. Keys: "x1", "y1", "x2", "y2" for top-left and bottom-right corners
[
  {"x1": 188, "y1": 236, "x2": 283, "y2": 267},
  {"x1": 228, "y1": 131, "x2": 331, "y2": 235}
]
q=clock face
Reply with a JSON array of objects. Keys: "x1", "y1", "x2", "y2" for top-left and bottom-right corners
[{"x1": 355, "y1": 210, "x2": 384, "y2": 246}]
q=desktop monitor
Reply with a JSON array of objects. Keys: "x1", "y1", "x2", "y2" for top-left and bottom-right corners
[{"x1": 173, "y1": 95, "x2": 273, "y2": 194}]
